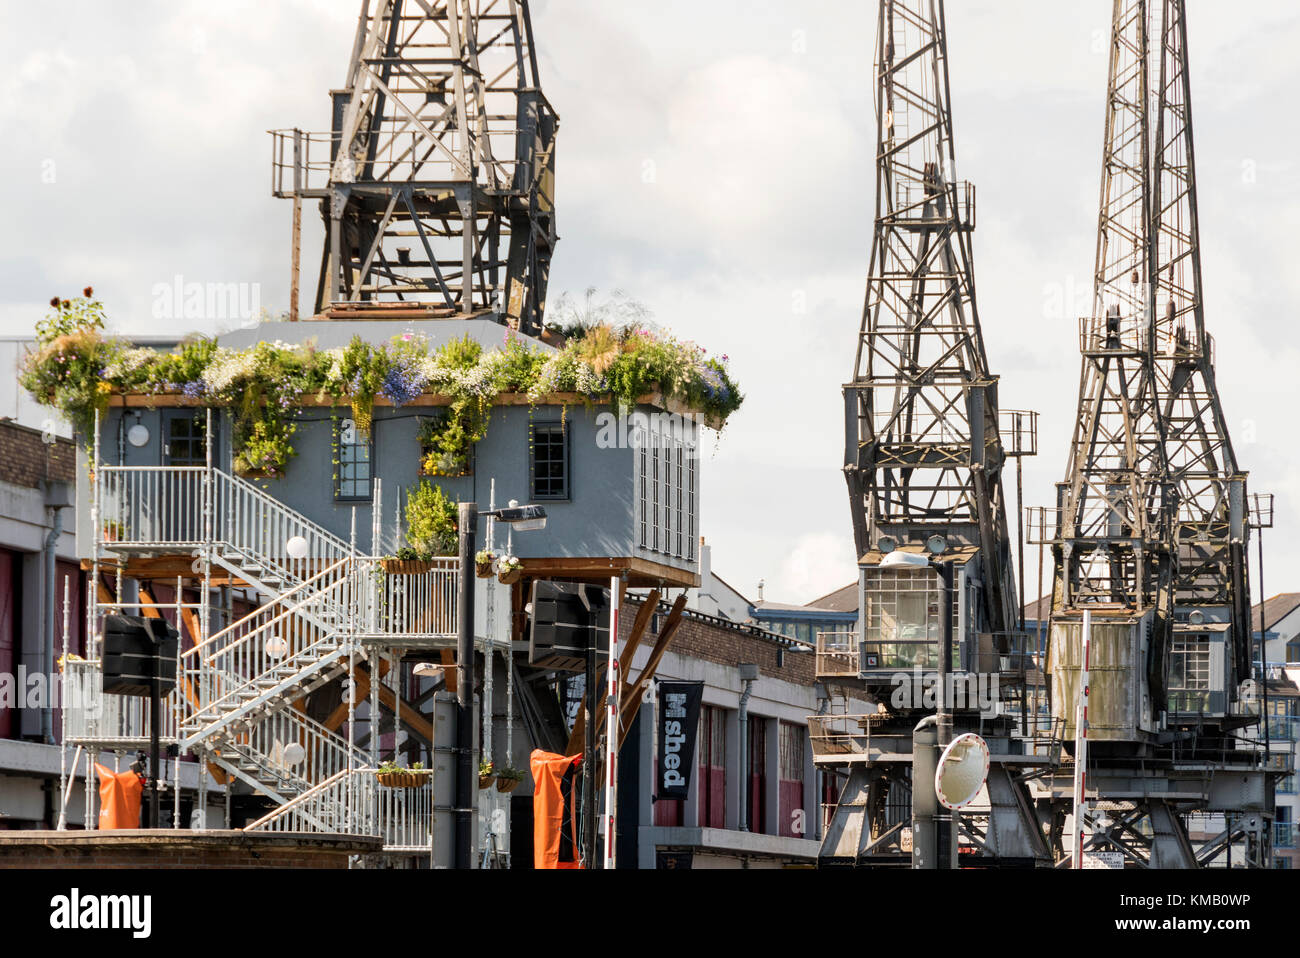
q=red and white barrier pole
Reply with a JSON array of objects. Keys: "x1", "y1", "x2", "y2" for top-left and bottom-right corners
[{"x1": 603, "y1": 576, "x2": 621, "y2": 869}]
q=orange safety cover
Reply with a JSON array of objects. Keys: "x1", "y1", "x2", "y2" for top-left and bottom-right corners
[
  {"x1": 531, "y1": 749, "x2": 582, "y2": 869},
  {"x1": 95, "y1": 763, "x2": 144, "y2": 830}
]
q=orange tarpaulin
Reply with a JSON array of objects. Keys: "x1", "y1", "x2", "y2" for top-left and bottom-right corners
[
  {"x1": 531, "y1": 749, "x2": 582, "y2": 869},
  {"x1": 95, "y1": 763, "x2": 144, "y2": 830}
]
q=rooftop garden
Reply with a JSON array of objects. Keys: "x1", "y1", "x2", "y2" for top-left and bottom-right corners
[{"x1": 20, "y1": 290, "x2": 743, "y2": 479}]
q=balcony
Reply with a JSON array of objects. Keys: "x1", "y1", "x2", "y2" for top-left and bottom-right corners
[
  {"x1": 1275, "y1": 823, "x2": 1297, "y2": 849},
  {"x1": 815, "y1": 631, "x2": 858, "y2": 678},
  {"x1": 63, "y1": 659, "x2": 179, "y2": 749}
]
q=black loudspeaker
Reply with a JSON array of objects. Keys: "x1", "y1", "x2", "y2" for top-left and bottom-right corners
[
  {"x1": 102, "y1": 614, "x2": 180, "y2": 696},
  {"x1": 528, "y1": 581, "x2": 610, "y2": 672}
]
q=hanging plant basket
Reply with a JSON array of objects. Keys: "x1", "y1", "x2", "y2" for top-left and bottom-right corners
[
  {"x1": 381, "y1": 558, "x2": 435, "y2": 575},
  {"x1": 495, "y1": 776, "x2": 522, "y2": 795},
  {"x1": 377, "y1": 770, "x2": 429, "y2": 789},
  {"x1": 478, "y1": 772, "x2": 497, "y2": 789},
  {"x1": 497, "y1": 565, "x2": 523, "y2": 585},
  {"x1": 475, "y1": 560, "x2": 495, "y2": 579}
]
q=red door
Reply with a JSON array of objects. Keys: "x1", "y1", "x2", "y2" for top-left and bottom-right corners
[
  {"x1": 778, "y1": 722, "x2": 807, "y2": 837},
  {"x1": 747, "y1": 718, "x2": 766, "y2": 833},
  {"x1": 0, "y1": 551, "x2": 16, "y2": 740},
  {"x1": 697, "y1": 705, "x2": 726, "y2": 828}
]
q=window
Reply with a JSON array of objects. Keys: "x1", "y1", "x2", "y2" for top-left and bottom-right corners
[
  {"x1": 1168, "y1": 633, "x2": 1212, "y2": 712},
  {"x1": 163, "y1": 412, "x2": 207, "y2": 466},
  {"x1": 1169, "y1": 635, "x2": 1211, "y2": 690},
  {"x1": 778, "y1": 722, "x2": 806, "y2": 838},
  {"x1": 530, "y1": 422, "x2": 569, "y2": 500},
  {"x1": 698, "y1": 705, "x2": 726, "y2": 829},
  {"x1": 334, "y1": 421, "x2": 373, "y2": 501},
  {"x1": 635, "y1": 416, "x2": 697, "y2": 561}
]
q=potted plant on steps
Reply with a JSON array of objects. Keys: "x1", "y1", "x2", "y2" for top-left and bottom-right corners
[
  {"x1": 478, "y1": 760, "x2": 496, "y2": 789},
  {"x1": 495, "y1": 767, "x2": 525, "y2": 794},
  {"x1": 475, "y1": 548, "x2": 497, "y2": 579}
]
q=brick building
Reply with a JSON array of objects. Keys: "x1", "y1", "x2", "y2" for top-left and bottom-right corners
[
  {"x1": 0, "y1": 382, "x2": 211, "y2": 829},
  {"x1": 610, "y1": 593, "x2": 868, "y2": 869}
]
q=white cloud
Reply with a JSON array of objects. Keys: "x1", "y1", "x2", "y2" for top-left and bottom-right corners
[{"x1": 3, "y1": 1, "x2": 1299, "y2": 606}]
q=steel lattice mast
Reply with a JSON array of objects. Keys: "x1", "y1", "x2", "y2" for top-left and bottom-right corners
[
  {"x1": 846, "y1": 0, "x2": 1018, "y2": 637},
  {"x1": 1151, "y1": 0, "x2": 1252, "y2": 690},
  {"x1": 274, "y1": 0, "x2": 558, "y2": 330},
  {"x1": 1053, "y1": 0, "x2": 1173, "y2": 619},
  {"x1": 817, "y1": 1, "x2": 1048, "y2": 869}
]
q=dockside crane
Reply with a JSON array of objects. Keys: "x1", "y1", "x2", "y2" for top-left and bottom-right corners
[
  {"x1": 272, "y1": 0, "x2": 558, "y2": 332},
  {"x1": 814, "y1": 0, "x2": 1047, "y2": 869},
  {"x1": 1035, "y1": 0, "x2": 1273, "y2": 868}
]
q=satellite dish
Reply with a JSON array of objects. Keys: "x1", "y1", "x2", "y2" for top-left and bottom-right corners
[{"x1": 935, "y1": 732, "x2": 990, "y2": 810}]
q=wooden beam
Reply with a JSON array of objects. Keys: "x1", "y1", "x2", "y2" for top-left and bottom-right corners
[
  {"x1": 619, "y1": 589, "x2": 659, "y2": 677},
  {"x1": 563, "y1": 587, "x2": 664, "y2": 757},
  {"x1": 140, "y1": 587, "x2": 229, "y2": 787},
  {"x1": 563, "y1": 584, "x2": 655, "y2": 756},
  {"x1": 618, "y1": 594, "x2": 687, "y2": 746},
  {"x1": 320, "y1": 658, "x2": 434, "y2": 745}
]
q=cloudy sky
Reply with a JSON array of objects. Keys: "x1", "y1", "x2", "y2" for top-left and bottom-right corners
[{"x1": 4, "y1": 1, "x2": 1299, "y2": 607}]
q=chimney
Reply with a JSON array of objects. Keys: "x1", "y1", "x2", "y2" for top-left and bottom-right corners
[{"x1": 757, "y1": 578, "x2": 765, "y2": 602}]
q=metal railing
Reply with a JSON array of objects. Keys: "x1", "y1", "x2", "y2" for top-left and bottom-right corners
[
  {"x1": 1168, "y1": 690, "x2": 1229, "y2": 716},
  {"x1": 245, "y1": 767, "x2": 439, "y2": 854},
  {"x1": 181, "y1": 559, "x2": 357, "y2": 732},
  {"x1": 214, "y1": 706, "x2": 366, "y2": 797},
  {"x1": 99, "y1": 466, "x2": 208, "y2": 548},
  {"x1": 815, "y1": 631, "x2": 858, "y2": 678},
  {"x1": 91, "y1": 463, "x2": 460, "y2": 845},
  {"x1": 212, "y1": 469, "x2": 353, "y2": 588},
  {"x1": 367, "y1": 559, "x2": 459, "y2": 638},
  {"x1": 808, "y1": 714, "x2": 882, "y2": 756},
  {"x1": 1265, "y1": 716, "x2": 1300, "y2": 743},
  {"x1": 1275, "y1": 823, "x2": 1297, "y2": 849},
  {"x1": 63, "y1": 659, "x2": 179, "y2": 746}
]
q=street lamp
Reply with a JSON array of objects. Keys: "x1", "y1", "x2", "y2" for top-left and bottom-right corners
[
  {"x1": 880, "y1": 535, "x2": 957, "y2": 870},
  {"x1": 455, "y1": 496, "x2": 549, "y2": 869}
]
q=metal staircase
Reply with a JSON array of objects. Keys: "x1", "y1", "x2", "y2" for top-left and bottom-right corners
[{"x1": 83, "y1": 459, "x2": 457, "y2": 850}]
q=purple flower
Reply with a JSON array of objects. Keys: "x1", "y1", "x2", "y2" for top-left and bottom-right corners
[{"x1": 380, "y1": 362, "x2": 424, "y2": 407}]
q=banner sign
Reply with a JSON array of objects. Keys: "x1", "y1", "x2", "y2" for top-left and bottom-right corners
[{"x1": 656, "y1": 680, "x2": 704, "y2": 801}]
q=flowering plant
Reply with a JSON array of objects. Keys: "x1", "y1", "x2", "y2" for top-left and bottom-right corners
[{"x1": 20, "y1": 293, "x2": 744, "y2": 474}]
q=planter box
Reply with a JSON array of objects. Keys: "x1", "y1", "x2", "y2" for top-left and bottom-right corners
[
  {"x1": 377, "y1": 770, "x2": 430, "y2": 789},
  {"x1": 381, "y1": 558, "x2": 435, "y2": 575}
]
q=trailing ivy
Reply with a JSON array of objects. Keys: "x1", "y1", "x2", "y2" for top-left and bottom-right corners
[{"x1": 21, "y1": 294, "x2": 745, "y2": 477}]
